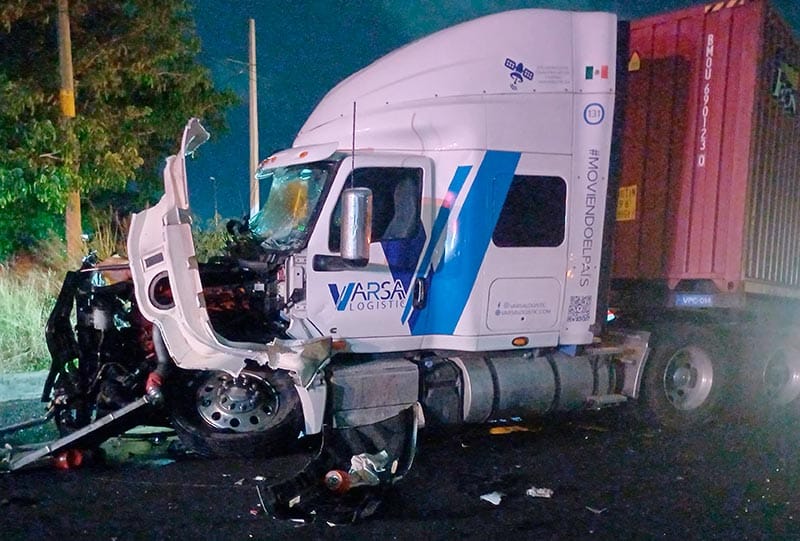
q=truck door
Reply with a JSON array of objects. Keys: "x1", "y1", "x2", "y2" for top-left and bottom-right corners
[
  {"x1": 479, "y1": 154, "x2": 571, "y2": 338},
  {"x1": 304, "y1": 155, "x2": 433, "y2": 348}
]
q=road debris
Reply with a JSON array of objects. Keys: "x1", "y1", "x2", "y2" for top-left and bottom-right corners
[
  {"x1": 526, "y1": 486, "x2": 554, "y2": 498},
  {"x1": 489, "y1": 425, "x2": 539, "y2": 435},
  {"x1": 480, "y1": 491, "x2": 504, "y2": 505},
  {"x1": 54, "y1": 448, "x2": 88, "y2": 470},
  {"x1": 325, "y1": 450, "x2": 392, "y2": 494},
  {"x1": 576, "y1": 424, "x2": 609, "y2": 432},
  {"x1": 264, "y1": 407, "x2": 417, "y2": 525},
  {"x1": 139, "y1": 458, "x2": 175, "y2": 468},
  {"x1": 255, "y1": 485, "x2": 267, "y2": 515},
  {"x1": 586, "y1": 506, "x2": 607, "y2": 514}
]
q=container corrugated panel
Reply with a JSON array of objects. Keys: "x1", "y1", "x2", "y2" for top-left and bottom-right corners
[{"x1": 612, "y1": 0, "x2": 800, "y2": 299}]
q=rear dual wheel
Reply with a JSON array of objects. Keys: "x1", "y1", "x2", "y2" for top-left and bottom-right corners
[
  {"x1": 640, "y1": 325, "x2": 730, "y2": 429},
  {"x1": 734, "y1": 334, "x2": 800, "y2": 422}
]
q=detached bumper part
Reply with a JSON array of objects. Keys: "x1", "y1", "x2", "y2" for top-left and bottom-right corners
[{"x1": 264, "y1": 405, "x2": 418, "y2": 524}]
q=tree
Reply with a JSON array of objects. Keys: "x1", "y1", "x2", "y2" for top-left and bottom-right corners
[{"x1": 0, "y1": 0, "x2": 238, "y2": 261}]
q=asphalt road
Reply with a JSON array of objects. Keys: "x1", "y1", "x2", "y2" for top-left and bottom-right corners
[{"x1": 1, "y1": 398, "x2": 799, "y2": 540}]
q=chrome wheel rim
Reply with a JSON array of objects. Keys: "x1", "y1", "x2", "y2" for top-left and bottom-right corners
[
  {"x1": 196, "y1": 371, "x2": 279, "y2": 433},
  {"x1": 662, "y1": 346, "x2": 715, "y2": 411},
  {"x1": 762, "y1": 349, "x2": 800, "y2": 406}
]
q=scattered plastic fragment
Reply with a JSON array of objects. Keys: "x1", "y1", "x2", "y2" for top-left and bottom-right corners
[
  {"x1": 586, "y1": 506, "x2": 607, "y2": 514},
  {"x1": 576, "y1": 424, "x2": 609, "y2": 432},
  {"x1": 1, "y1": 443, "x2": 11, "y2": 468},
  {"x1": 526, "y1": 487, "x2": 554, "y2": 498},
  {"x1": 489, "y1": 425, "x2": 538, "y2": 435},
  {"x1": 141, "y1": 458, "x2": 175, "y2": 468},
  {"x1": 253, "y1": 476, "x2": 266, "y2": 482},
  {"x1": 480, "y1": 491, "x2": 504, "y2": 505},
  {"x1": 255, "y1": 485, "x2": 267, "y2": 515},
  {"x1": 350, "y1": 450, "x2": 390, "y2": 484},
  {"x1": 234, "y1": 478, "x2": 245, "y2": 485}
]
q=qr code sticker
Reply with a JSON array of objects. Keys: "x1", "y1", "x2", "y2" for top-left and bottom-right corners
[{"x1": 567, "y1": 295, "x2": 592, "y2": 322}]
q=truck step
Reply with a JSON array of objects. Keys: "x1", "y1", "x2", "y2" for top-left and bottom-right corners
[{"x1": 586, "y1": 394, "x2": 628, "y2": 408}]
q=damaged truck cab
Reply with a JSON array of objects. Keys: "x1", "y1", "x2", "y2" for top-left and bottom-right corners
[{"x1": 126, "y1": 8, "x2": 637, "y2": 465}]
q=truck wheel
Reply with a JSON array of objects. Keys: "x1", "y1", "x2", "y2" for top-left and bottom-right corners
[
  {"x1": 734, "y1": 335, "x2": 800, "y2": 422},
  {"x1": 760, "y1": 348, "x2": 800, "y2": 407},
  {"x1": 167, "y1": 368, "x2": 303, "y2": 458},
  {"x1": 640, "y1": 325, "x2": 729, "y2": 429}
]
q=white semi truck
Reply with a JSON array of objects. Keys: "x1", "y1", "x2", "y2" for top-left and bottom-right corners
[
  {"x1": 14, "y1": 4, "x2": 800, "y2": 503},
  {"x1": 127, "y1": 8, "x2": 628, "y2": 455}
]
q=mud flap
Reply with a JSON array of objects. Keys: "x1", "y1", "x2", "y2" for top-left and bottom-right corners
[{"x1": 263, "y1": 405, "x2": 418, "y2": 524}]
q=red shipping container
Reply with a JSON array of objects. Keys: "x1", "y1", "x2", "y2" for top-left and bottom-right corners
[{"x1": 612, "y1": 0, "x2": 800, "y2": 299}]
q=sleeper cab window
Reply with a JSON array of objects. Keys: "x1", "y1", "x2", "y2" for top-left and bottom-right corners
[
  {"x1": 329, "y1": 167, "x2": 423, "y2": 251},
  {"x1": 493, "y1": 175, "x2": 567, "y2": 248}
]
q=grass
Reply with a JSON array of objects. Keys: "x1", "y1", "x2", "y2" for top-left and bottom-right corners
[
  {"x1": 0, "y1": 216, "x2": 230, "y2": 375},
  {"x1": 0, "y1": 266, "x2": 60, "y2": 374}
]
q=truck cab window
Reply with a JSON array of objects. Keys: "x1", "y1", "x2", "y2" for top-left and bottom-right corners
[
  {"x1": 329, "y1": 167, "x2": 423, "y2": 252},
  {"x1": 249, "y1": 160, "x2": 337, "y2": 250},
  {"x1": 493, "y1": 175, "x2": 566, "y2": 248}
]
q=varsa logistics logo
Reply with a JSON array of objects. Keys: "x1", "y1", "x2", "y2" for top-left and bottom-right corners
[{"x1": 328, "y1": 280, "x2": 407, "y2": 311}]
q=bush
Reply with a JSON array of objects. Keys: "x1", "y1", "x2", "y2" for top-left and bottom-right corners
[
  {"x1": 193, "y1": 214, "x2": 230, "y2": 262},
  {"x1": 85, "y1": 206, "x2": 129, "y2": 260},
  {"x1": 0, "y1": 265, "x2": 59, "y2": 373}
]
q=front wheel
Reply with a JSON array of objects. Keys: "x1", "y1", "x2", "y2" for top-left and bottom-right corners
[
  {"x1": 167, "y1": 367, "x2": 303, "y2": 458},
  {"x1": 640, "y1": 324, "x2": 730, "y2": 429}
]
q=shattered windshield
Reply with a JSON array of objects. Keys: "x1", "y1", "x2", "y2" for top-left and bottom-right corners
[{"x1": 249, "y1": 160, "x2": 338, "y2": 250}]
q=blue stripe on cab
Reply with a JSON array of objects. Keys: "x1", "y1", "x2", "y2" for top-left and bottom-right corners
[
  {"x1": 409, "y1": 150, "x2": 520, "y2": 335},
  {"x1": 402, "y1": 164, "x2": 471, "y2": 325}
]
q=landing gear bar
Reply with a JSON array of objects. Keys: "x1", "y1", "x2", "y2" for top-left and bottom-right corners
[{"x1": 7, "y1": 396, "x2": 153, "y2": 471}]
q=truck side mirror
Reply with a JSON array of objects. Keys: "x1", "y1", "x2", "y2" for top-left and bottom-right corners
[{"x1": 340, "y1": 187, "x2": 372, "y2": 267}]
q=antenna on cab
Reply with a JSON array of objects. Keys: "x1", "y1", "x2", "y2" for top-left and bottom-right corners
[{"x1": 350, "y1": 101, "x2": 356, "y2": 188}]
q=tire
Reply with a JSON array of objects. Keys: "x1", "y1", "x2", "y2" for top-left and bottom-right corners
[
  {"x1": 167, "y1": 367, "x2": 303, "y2": 458},
  {"x1": 759, "y1": 346, "x2": 800, "y2": 407},
  {"x1": 733, "y1": 331, "x2": 800, "y2": 423},
  {"x1": 640, "y1": 324, "x2": 730, "y2": 430}
]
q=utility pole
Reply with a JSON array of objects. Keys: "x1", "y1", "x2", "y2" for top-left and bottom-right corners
[
  {"x1": 57, "y1": 0, "x2": 81, "y2": 263},
  {"x1": 248, "y1": 18, "x2": 259, "y2": 218}
]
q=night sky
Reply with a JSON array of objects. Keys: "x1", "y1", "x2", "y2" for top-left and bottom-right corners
[{"x1": 186, "y1": 0, "x2": 800, "y2": 221}]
